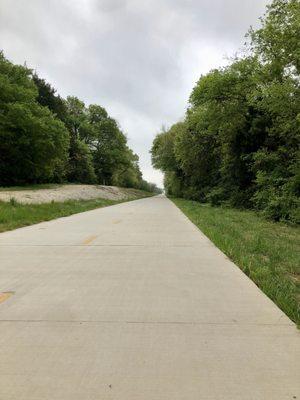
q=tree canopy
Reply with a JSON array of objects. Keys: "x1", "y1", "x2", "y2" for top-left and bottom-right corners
[
  {"x1": 0, "y1": 51, "x2": 159, "y2": 193},
  {"x1": 151, "y1": 0, "x2": 300, "y2": 222},
  {"x1": 0, "y1": 53, "x2": 69, "y2": 185}
]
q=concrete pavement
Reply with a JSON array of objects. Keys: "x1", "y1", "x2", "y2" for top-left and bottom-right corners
[{"x1": 0, "y1": 195, "x2": 299, "y2": 399}]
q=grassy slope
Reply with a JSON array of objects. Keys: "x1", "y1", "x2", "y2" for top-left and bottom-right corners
[
  {"x1": 172, "y1": 198, "x2": 300, "y2": 325},
  {"x1": 0, "y1": 191, "x2": 152, "y2": 233}
]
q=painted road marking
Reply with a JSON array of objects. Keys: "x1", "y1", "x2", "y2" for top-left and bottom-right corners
[
  {"x1": 83, "y1": 235, "x2": 97, "y2": 245},
  {"x1": 0, "y1": 292, "x2": 14, "y2": 304}
]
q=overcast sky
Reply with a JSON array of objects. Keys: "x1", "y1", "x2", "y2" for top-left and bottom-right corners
[{"x1": 0, "y1": 0, "x2": 269, "y2": 187}]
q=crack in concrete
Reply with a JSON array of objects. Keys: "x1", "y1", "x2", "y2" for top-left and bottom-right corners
[
  {"x1": 0, "y1": 244, "x2": 196, "y2": 247},
  {"x1": 0, "y1": 319, "x2": 294, "y2": 327}
]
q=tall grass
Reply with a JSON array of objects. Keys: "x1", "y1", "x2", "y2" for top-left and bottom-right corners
[{"x1": 172, "y1": 198, "x2": 300, "y2": 325}]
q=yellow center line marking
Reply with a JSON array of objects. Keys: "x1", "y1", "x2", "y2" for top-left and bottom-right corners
[
  {"x1": 0, "y1": 292, "x2": 14, "y2": 304},
  {"x1": 83, "y1": 235, "x2": 97, "y2": 245}
]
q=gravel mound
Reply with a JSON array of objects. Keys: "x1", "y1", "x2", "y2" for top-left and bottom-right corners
[{"x1": 0, "y1": 185, "x2": 137, "y2": 204}]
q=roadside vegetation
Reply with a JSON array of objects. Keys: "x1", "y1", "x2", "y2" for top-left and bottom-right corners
[
  {"x1": 0, "y1": 190, "x2": 152, "y2": 233},
  {"x1": 151, "y1": 0, "x2": 299, "y2": 223},
  {"x1": 152, "y1": 0, "x2": 299, "y2": 323},
  {"x1": 173, "y1": 198, "x2": 300, "y2": 325},
  {"x1": 0, "y1": 51, "x2": 161, "y2": 194}
]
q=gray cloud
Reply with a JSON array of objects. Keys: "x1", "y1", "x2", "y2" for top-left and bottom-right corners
[{"x1": 0, "y1": 0, "x2": 269, "y2": 186}]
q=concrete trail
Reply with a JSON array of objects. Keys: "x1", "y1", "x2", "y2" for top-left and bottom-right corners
[{"x1": 0, "y1": 195, "x2": 299, "y2": 399}]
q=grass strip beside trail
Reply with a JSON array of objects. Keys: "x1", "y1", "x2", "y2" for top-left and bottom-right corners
[
  {"x1": 0, "y1": 193, "x2": 151, "y2": 233},
  {"x1": 172, "y1": 198, "x2": 300, "y2": 325}
]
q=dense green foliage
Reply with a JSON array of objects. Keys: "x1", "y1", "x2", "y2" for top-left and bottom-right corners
[
  {"x1": 0, "y1": 53, "x2": 69, "y2": 185},
  {"x1": 173, "y1": 198, "x2": 300, "y2": 324},
  {"x1": 0, "y1": 53, "x2": 160, "y2": 193},
  {"x1": 151, "y1": 0, "x2": 300, "y2": 222}
]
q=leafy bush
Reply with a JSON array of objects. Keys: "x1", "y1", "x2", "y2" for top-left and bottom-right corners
[{"x1": 206, "y1": 187, "x2": 226, "y2": 206}]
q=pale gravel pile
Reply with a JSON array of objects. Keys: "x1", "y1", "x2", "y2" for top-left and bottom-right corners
[{"x1": 0, "y1": 184, "x2": 136, "y2": 204}]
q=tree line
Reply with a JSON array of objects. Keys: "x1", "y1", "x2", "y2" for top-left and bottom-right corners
[
  {"x1": 151, "y1": 0, "x2": 300, "y2": 223},
  {"x1": 0, "y1": 52, "x2": 160, "y2": 193}
]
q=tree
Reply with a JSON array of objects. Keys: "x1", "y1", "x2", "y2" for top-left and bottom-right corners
[
  {"x1": 67, "y1": 138, "x2": 96, "y2": 183},
  {"x1": 0, "y1": 52, "x2": 158, "y2": 192},
  {"x1": 0, "y1": 52, "x2": 69, "y2": 185},
  {"x1": 151, "y1": 0, "x2": 300, "y2": 222},
  {"x1": 248, "y1": 0, "x2": 300, "y2": 221},
  {"x1": 32, "y1": 73, "x2": 67, "y2": 122},
  {"x1": 249, "y1": 0, "x2": 300, "y2": 78},
  {"x1": 64, "y1": 96, "x2": 96, "y2": 183},
  {"x1": 86, "y1": 104, "x2": 130, "y2": 185},
  {"x1": 151, "y1": 125, "x2": 186, "y2": 197}
]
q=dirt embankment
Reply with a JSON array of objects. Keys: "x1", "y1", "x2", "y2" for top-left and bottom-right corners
[{"x1": 0, "y1": 184, "x2": 147, "y2": 204}]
